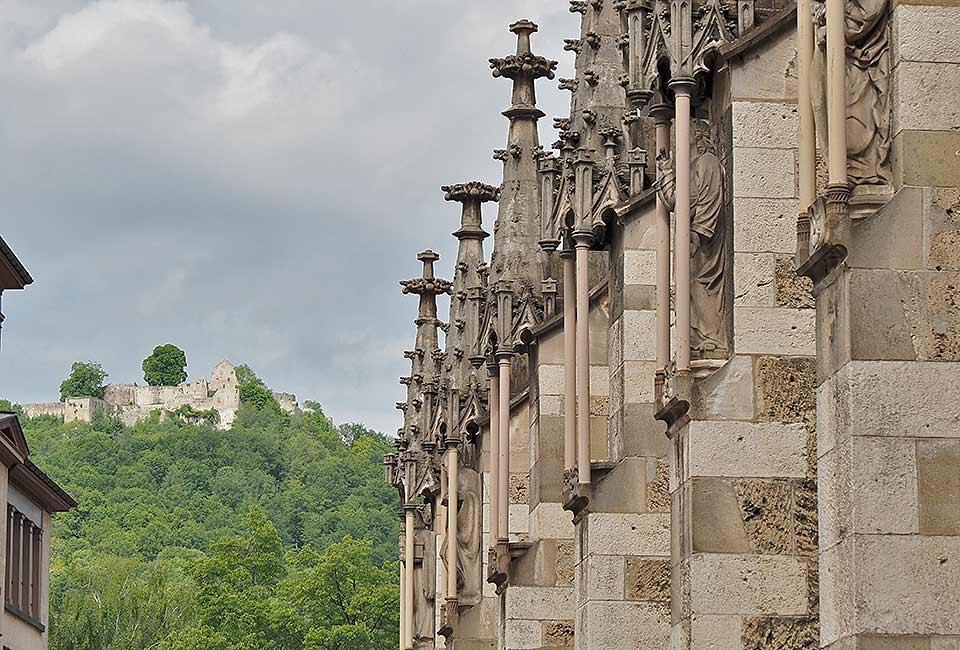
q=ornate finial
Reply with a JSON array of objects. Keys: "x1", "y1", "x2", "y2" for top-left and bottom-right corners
[
  {"x1": 490, "y1": 20, "x2": 557, "y2": 84},
  {"x1": 400, "y1": 250, "x2": 452, "y2": 296},
  {"x1": 489, "y1": 53, "x2": 557, "y2": 81},
  {"x1": 442, "y1": 182, "x2": 501, "y2": 204},
  {"x1": 599, "y1": 126, "x2": 622, "y2": 147}
]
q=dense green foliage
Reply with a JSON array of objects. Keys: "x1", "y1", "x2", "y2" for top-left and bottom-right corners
[
  {"x1": 13, "y1": 389, "x2": 399, "y2": 649},
  {"x1": 235, "y1": 363, "x2": 284, "y2": 415},
  {"x1": 142, "y1": 344, "x2": 188, "y2": 386},
  {"x1": 59, "y1": 361, "x2": 108, "y2": 400}
]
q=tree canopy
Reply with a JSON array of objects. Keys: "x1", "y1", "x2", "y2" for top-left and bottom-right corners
[
  {"x1": 142, "y1": 344, "x2": 188, "y2": 386},
  {"x1": 9, "y1": 382, "x2": 399, "y2": 650},
  {"x1": 59, "y1": 361, "x2": 108, "y2": 401}
]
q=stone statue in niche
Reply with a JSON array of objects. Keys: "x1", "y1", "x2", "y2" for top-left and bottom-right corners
[
  {"x1": 811, "y1": 0, "x2": 891, "y2": 186},
  {"x1": 413, "y1": 505, "x2": 437, "y2": 649},
  {"x1": 441, "y1": 441, "x2": 483, "y2": 607},
  {"x1": 656, "y1": 119, "x2": 729, "y2": 357}
]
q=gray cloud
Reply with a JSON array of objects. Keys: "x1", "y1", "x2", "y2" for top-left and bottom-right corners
[{"x1": 0, "y1": 0, "x2": 576, "y2": 433}]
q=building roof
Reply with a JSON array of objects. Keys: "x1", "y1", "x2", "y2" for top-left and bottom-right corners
[
  {"x1": 0, "y1": 412, "x2": 76, "y2": 512},
  {"x1": 0, "y1": 236, "x2": 33, "y2": 290}
]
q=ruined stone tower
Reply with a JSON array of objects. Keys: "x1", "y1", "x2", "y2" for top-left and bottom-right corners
[{"x1": 387, "y1": 0, "x2": 960, "y2": 647}]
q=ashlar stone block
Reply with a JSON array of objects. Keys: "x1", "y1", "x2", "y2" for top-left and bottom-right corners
[
  {"x1": 582, "y1": 601, "x2": 670, "y2": 649},
  {"x1": 733, "y1": 197, "x2": 800, "y2": 254},
  {"x1": 917, "y1": 438, "x2": 960, "y2": 535},
  {"x1": 824, "y1": 361, "x2": 960, "y2": 440},
  {"x1": 504, "y1": 586, "x2": 574, "y2": 621},
  {"x1": 686, "y1": 420, "x2": 808, "y2": 480},
  {"x1": 688, "y1": 553, "x2": 808, "y2": 616},
  {"x1": 894, "y1": 5, "x2": 960, "y2": 64},
  {"x1": 733, "y1": 147, "x2": 797, "y2": 199},
  {"x1": 697, "y1": 354, "x2": 756, "y2": 421},
  {"x1": 732, "y1": 102, "x2": 799, "y2": 149},
  {"x1": 893, "y1": 62, "x2": 960, "y2": 135},
  {"x1": 625, "y1": 558, "x2": 670, "y2": 602},
  {"x1": 755, "y1": 356, "x2": 816, "y2": 424},
  {"x1": 584, "y1": 512, "x2": 670, "y2": 557},
  {"x1": 734, "y1": 307, "x2": 816, "y2": 356}
]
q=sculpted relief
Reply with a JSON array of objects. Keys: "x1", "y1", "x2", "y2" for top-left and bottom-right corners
[
  {"x1": 440, "y1": 443, "x2": 483, "y2": 607},
  {"x1": 413, "y1": 507, "x2": 437, "y2": 649},
  {"x1": 811, "y1": 0, "x2": 891, "y2": 186},
  {"x1": 657, "y1": 119, "x2": 729, "y2": 358}
]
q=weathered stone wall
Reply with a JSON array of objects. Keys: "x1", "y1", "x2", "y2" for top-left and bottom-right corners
[
  {"x1": 273, "y1": 392, "x2": 299, "y2": 413},
  {"x1": 502, "y1": 339, "x2": 575, "y2": 650},
  {"x1": 569, "y1": 194, "x2": 671, "y2": 650},
  {"x1": 20, "y1": 403, "x2": 64, "y2": 419},
  {"x1": 21, "y1": 361, "x2": 277, "y2": 431},
  {"x1": 816, "y1": 1, "x2": 960, "y2": 645},
  {"x1": 64, "y1": 397, "x2": 111, "y2": 423},
  {"x1": 666, "y1": 25, "x2": 820, "y2": 649}
]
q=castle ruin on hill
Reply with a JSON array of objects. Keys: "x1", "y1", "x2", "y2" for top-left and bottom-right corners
[
  {"x1": 23, "y1": 360, "x2": 299, "y2": 430},
  {"x1": 385, "y1": 0, "x2": 960, "y2": 649}
]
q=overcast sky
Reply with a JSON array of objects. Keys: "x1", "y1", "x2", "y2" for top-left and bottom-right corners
[{"x1": 0, "y1": 0, "x2": 577, "y2": 434}]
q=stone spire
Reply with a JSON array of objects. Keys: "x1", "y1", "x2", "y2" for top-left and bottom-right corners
[
  {"x1": 488, "y1": 20, "x2": 558, "y2": 299},
  {"x1": 442, "y1": 182, "x2": 500, "y2": 395},
  {"x1": 561, "y1": 0, "x2": 631, "y2": 160},
  {"x1": 554, "y1": 0, "x2": 635, "y2": 238},
  {"x1": 400, "y1": 251, "x2": 452, "y2": 439}
]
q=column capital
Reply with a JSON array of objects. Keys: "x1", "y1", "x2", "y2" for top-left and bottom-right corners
[
  {"x1": 444, "y1": 434, "x2": 462, "y2": 450},
  {"x1": 649, "y1": 101, "x2": 674, "y2": 125},
  {"x1": 572, "y1": 229, "x2": 595, "y2": 247},
  {"x1": 668, "y1": 75, "x2": 697, "y2": 96}
]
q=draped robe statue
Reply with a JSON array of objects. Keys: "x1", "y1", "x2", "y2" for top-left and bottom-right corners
[
  {"x1": 811, "y1": 0, "x2": 891, "y2": 186},
  {"x1": 657, "y1": 119, "x2": 729, "y2": 356},
  {"x1": 413, "y1": 506, "x2": 436, "y2": 649},
  {"x1": 440, "y1": 445, "x2": 483, "y2": 607}
]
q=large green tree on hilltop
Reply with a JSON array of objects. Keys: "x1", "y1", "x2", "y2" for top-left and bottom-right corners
[
  {"x1": 59, "y1": 362, "x2": 108, "y2": 400},
  {"x1": 142, "y1": 344, "x2": 188, "y2": 386}
]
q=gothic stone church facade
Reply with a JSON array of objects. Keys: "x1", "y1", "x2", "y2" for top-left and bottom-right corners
[{"x1": 385, "y1": 0, "x2": 960, "y2": 648}]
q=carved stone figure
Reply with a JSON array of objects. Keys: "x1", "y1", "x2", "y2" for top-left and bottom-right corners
[
  {"x1": 811, "y1": 0, "x2": 891, "y2": 186},
  {"x1": 656, "y1": 119, "x2": 728, "y2": 356},
  {"x1": 441, "y1": 451, "x2": 483, "y2": 607},
  {"x1": 413, "y1": 507, "x2": 437, "y2": 649}
]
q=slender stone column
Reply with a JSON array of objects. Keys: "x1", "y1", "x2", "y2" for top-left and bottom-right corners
[
  {"x1": 572, "y1": 231, "x2": 593, "y2": 486},
  {"x1": 487, "y1": 360, "x2": 500, "y2": 545},
  {"x1": 445, "y1": 439, "x2": 460, "y2": 610},
  {"x1": 562, "y1": 247, "x2": 577, "y2": 471},
  {"x1": 797, "y1": 0, "x2": 816, "y2": 211},
  {"x1": 399, "y1": 556, "x2": 407, "y2": 650},
  {"x1": 825, "y1": 0, "x2": 847, "y2": 188},
  {"x1": 651, "y1": 102, "x2": 673, "y2": 376},
  {"x1": 670, "y1": 77, "x2": 695, "y2": 372},
  {"x1": 404, "y1": 507, "x2": 415, "y2": 650},
  {"x1": 497, "y1": 351, "x2": 512, "y2": 543}
]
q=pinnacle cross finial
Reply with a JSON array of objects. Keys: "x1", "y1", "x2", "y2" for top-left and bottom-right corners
[
  {"x1": 510, "y1": 19, "x2": 539, "y2": 56},
  {"x1": 490, "y1": 19, "x2": 558, "y2": 117},
  {"x1": 400, "y1": 250, "x2": 452, "y2": 296},
  {"x1": 443, "y1": 182, "x2": 500, "y2": 242}
]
